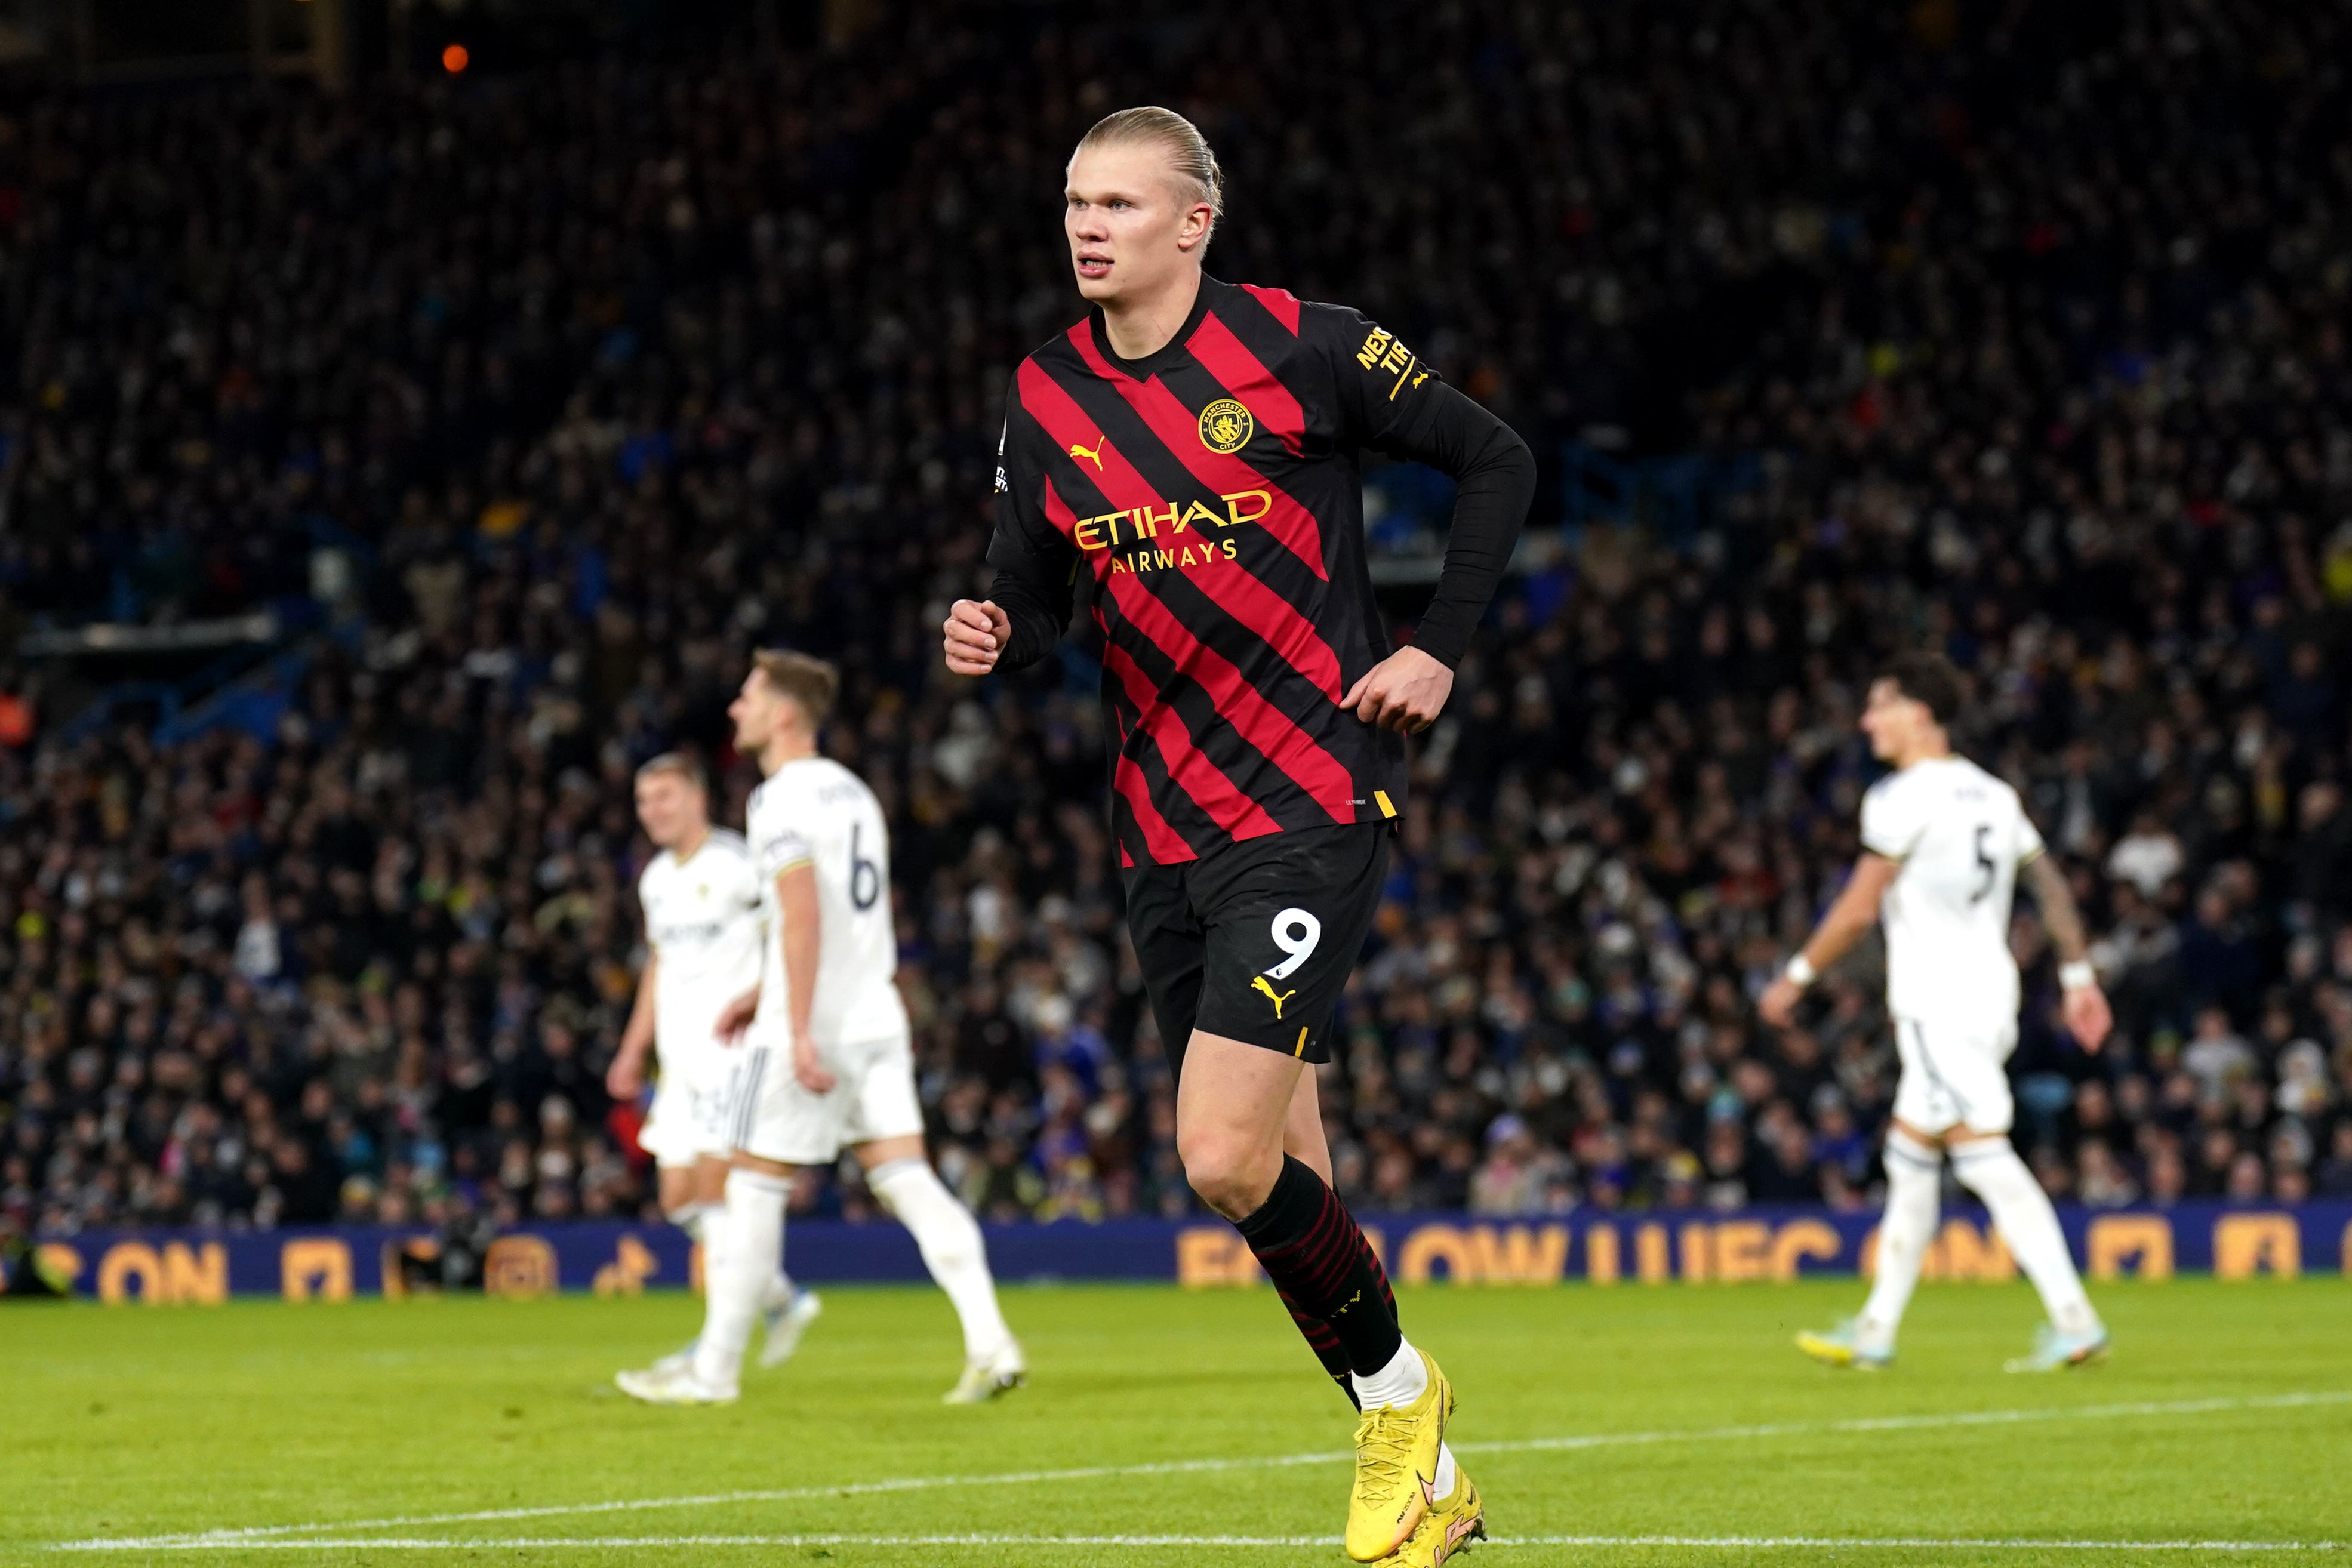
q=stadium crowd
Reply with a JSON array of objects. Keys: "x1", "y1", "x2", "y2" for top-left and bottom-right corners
[{"x1": 4, "y1": 1, "x2": 2352, "y2": 1239}]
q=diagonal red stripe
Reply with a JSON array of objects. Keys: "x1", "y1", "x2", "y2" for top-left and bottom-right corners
[
  {"x1": 1057, "y1": 322, "x2": 1346, "y2": 701},
  {"x1": 1297, "y1": 1206, "x2": 1364, "y2": 1289},
  {"x1": 1282, "y1": 1302, "x2": 1343, "y2": 1344},
  {"x1": 1163, "y1": 544, "x2": 1342, "y2": 702},
  {"x1": 1066, "y1": 320, "x2": 1328, "y2": 583},
  {"x1": 1104, "y1": 643, "x2": 1281, "y2": 840},
  {"x1": 1189, "y1": 308, "x2": 1307, "y2": 458},
  {"x1": 1289, "y1": 1231, "x2": 1364, "y2": 1298},
  {"x1": 1176, "y1": 544, "x2": 1342, "y2": 703},
  {"x1": 1112, "y1": 751, "x2": 1194, "y2": 864},
  {"x1": 1020, "y1": 369, "x2": 1357, "y2": 824},
  {"x1": 1176, "y1": 316, "x2": 1347, "y2": 700},
  {"x1": 1098, "y1": 671, "x2": 1193, "y2": 861},
  {"x1": 1019, "y1": 359, "x2": 1130, "y2": 504},
  {"x1": 1242, "y1": 283, "x2": 1302, "y2": 335},
  {"x1": 1270, "y1": 1202, "x2": 1353, "y2": 1276},
  {"x1": 1101, "y1": 564, "x2": 1354, "y2": 823}
]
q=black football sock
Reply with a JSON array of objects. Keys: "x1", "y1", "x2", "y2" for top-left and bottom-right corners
[
  {"x1": 1234, "y1": 1155, "x2": 1404, "y2": 1378},
  {"x1": 1276, "y1": 1281, "x2": 1360, "y2": 1408}
]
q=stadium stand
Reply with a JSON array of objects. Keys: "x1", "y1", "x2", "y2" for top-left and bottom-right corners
[{"x1": 3, "y1": 1, "x2": 2350, "y2": 1239}]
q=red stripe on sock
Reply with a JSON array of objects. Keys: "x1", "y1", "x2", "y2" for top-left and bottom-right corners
[{"x1": 1287, "y1": 1202, "x2": 1369, "y2": 1299}]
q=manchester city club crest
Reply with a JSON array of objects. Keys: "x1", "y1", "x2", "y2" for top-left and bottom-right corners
[{"x1": 1197, "y1": 398, "x2": 1254, "y2": 454}]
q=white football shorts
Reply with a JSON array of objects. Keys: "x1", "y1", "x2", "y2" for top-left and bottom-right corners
[
  {"x1": 637, "y1": 1046, "x2": 737, "y2": 1169},
  {"x1": 1890, "y1": 1013, "x2": 2018, "y2": 1137},
  {"x1": 727, "y1": 1029, "x2": 923, "y2": 1166}
]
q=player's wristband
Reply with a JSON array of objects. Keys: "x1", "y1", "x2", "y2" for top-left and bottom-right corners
[
  {"x1": 2059, "y1": 959, "x2": 2095, "y2": 991},
  {"x1": 1784, "y1": 954, "x2": 1817, "y2": 989}
]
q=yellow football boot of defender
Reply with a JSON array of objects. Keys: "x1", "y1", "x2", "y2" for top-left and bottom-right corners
[
  {"x1": 1344, "y1": 1349, "x2": 1454, "y2": 1562},
  {"x1": 1379, "y1": 1462, "x2": 1486, "y2": 1567}
]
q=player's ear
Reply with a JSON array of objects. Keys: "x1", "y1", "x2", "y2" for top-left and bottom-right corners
[{"x1": 1176, "y1": 201, "x2": 1212, "y2": 252}]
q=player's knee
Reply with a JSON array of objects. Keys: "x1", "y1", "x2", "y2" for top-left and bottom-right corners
[
  {"x1": 1883, "y1": 1126, "x2": 1941, "y2": 1181},
  {"x1": 870, "y1": 1160, "x2": 978, "y2": 1253},
  {"x1": 1178, "y1": 1131, "x2": 1279, "y2": 1220},
  {"x1": 1950, "y1": 1135, "x2": 2031, "y2": 1197}
]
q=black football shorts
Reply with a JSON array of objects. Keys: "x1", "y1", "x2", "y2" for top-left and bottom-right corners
[{"x1": 1122, "y1": 822, "x2": 1390, "y2": 1066}]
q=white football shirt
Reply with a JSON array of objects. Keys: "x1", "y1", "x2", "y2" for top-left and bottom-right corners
[
  {"x1": 746, "y1": 757, "x2": 907, "y2": 1048},
  {"x1": 1860, "y1": 754, "x2": 2046, "y2": 1028},
  {"x1": 637, "y1": 828, "x2": 765, "y2": 1063}
]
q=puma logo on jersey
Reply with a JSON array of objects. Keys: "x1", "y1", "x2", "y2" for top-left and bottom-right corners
[
  {"x1": 1331, "y1": 1287, "x2": 1362, "y2": 1316},
  {"x1": 1067, "y1": 440, "x2": 1106, "y2": 469},
  {"x1": 1251, "y1": 976, "x2": 1297, "y2": 1018}
]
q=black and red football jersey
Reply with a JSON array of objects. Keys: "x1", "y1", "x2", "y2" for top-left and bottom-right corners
[{"x1": 988, "y1": 276, "x2": 1449, "y2": 867}]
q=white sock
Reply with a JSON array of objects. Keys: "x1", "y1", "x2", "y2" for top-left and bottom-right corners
[
  {"x1": 869, "y1": 1157, "x2": 1012, "y2": 1362},
  {"x1": 1350, "y1": 1338, "x2": 1428, "y2": 1410},
  {"x1": 1952, "y1": 1137, "x2": 2100, "y2": 1336},
  {"x1": 1351, "y1": 1341, "x2": 1456, "y2": 1492},
  {"x1": 686, "y1": 1176, "x2": 792, "y2": 1311},
  {"x1": 691, "y1": 1169, "x2": 788, "y2": 1390},
  {"x1": 694, "y1": 1201, "x2": 730, "y2": 1301},
  {"x1": 704, "y1": 1200, "x2": 795, "y2": 1313},
  {"x1": 1858, "y1": 1129, "x2": 1941, "y2": 1350}
]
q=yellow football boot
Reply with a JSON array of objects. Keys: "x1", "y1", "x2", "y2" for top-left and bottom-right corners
[
  {"x1": 1380, "y1": 1463, "x2": 1486, "y2": 1566},
  {"x1": 1344, "y1": 1350, "x2": 1453, "y2": 1562},
  {"x1": 1796, "y1": 1317, "x2": 1892, "y2": 1370}
]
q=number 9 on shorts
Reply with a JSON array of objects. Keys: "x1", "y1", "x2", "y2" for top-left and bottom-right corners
[{"x1": 1122, "y1": 824, "x2": 1391, "y2": 1065}]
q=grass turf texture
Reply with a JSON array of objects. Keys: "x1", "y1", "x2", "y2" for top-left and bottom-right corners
[{"x1": 4, "y1": 1277, "x2": 2344, "y2": 1567}]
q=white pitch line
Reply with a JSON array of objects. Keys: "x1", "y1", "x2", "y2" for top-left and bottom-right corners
[
  {"x1": 54, "y1": 1532, "x2": 2347, "y2": 1554},
  {"x1": 53, "y1": 1388, "x2": 2351, "y2": 1554},
  {"x1": 1458, "y1": 1389, "x2": 2352, "y2": 1456}
]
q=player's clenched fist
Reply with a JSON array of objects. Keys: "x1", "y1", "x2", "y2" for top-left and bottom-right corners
[{"x1": 943, "y1": 599, "x2": 1011, "y2": 676}]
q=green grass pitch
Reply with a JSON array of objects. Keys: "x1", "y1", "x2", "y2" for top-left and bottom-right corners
[{"x1": 4, "y1": 1277, "x2": 2345, "y2": 1566}]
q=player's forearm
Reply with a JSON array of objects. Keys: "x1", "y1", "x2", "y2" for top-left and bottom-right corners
[
  {"x1": 777, "y1": 873, "x2": 821, "y2": 1042},
  {"x1": 618, "y1": 1012, "x2": 654, "y2": 1059},
  {"x1": 1798, "y1": 899, "x2": 1874, "y2": 974},
  {"x1": 985, "y1": 566, "x2": 1070, "y2": 671},
  {"x1": 784, "y1": 935, "x2": 818, "y2": 1041},
  {"x1": 1383, "y1": 385, "x2": 1534, "y2": 667},
  {"x1": 1787, "y1": 852, "x2": 1899, "y2": 985},
  {"x1": 981, "y1": 517, "x2": 1076, "y2": 673},
  {"x1": 785, "y1": 950, "x2": 823, "y2": 1048},
  {"x1": 2023, "y1": 854, "x2": 2090, "y2": 966},
  {"x1": 1797, "y1": 872, "x2": 1888, "y2": 975},
  {"x1": 621, "y1": 956, "x2": 658, "y2": 1054}
]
